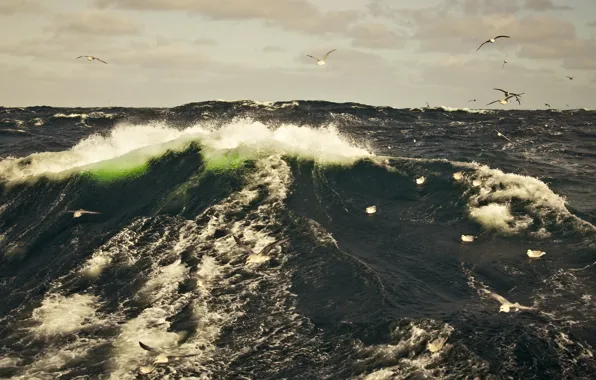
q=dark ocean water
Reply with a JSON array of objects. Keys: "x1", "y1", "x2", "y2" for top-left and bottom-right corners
[{"x1": 0, "y1": 100, "x2": 595, "y2": 379}]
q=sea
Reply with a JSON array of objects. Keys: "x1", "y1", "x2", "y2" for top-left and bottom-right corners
[{"x1": 0, "y1": 100, "x2": 594, "y2": 380}]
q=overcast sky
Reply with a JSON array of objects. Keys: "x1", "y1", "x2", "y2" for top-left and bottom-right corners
[{"x1": 1, "y1": 0, "x2": 596, "y2": 109}]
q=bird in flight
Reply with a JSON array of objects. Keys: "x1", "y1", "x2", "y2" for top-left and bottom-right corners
[
  {"x1": 476, "y1": 35, "x2": 510, "y2": 51},
  {"x1": 77, "y1": 55, "x2": 107, "y2": 64},
  {"x1": 545, "y1": 103, "x2": 551, "y2": 108},
  {"x1": 306, "y1": 49, "x2": 336, "y2": 66},
  {"x1": 138, "y1": 341, "x2": 198, "y2": 375},
  {"x1": 486, "y1": 95, "x2": 515, "y2": 106},
  {"x1": 493, "y1": 88, "x2": 524, "y2": 104},
  {"x1": 566, "y1": 76, "x2": 574, "y2": 80},
  {"x1": 502, "y1": 54, "x2": 508, "y2": 69},
  {"x1": 483, "y1": 289, "x2": 535, "y2": 313},
  {"x1": 65, "y1": 209, "x2": 101, "y2": 218},
  {"x1": 468, "y1": 99, "x2": 476, "y2": 102},
  {"x1": 494, "y1": 129, "x2": 513, "y2": 142}
]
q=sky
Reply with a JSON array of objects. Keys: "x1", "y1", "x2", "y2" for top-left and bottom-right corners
[{"x1": 1, "y1": 0, "x2": 596, "y2": 109}]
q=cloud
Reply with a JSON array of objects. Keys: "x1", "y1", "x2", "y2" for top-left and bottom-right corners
[
  {"x1": 347, "y1": 22, "x2": 405, "y2": 49},
  {"x1": 368, "y1": 0, "x2": 589, "y2": 66},
  {"x1": 94, "y1": 0, "x2": 400, "y2": 49},
  {"x1": 95, "y1": 0, "x2": 361, "y2": 33},
  {"x1": 523, "y1": 0, "x2": 572, "y2": 12},
  {"x1": 52, "y1": 10, "x2": 143, "y2": 36},
  {"x1": 0, "y1": 0, "x2": 44, "y2": 15},
  {"x1": 262, "y1": 45, "x2": 285, "y2": 53}
]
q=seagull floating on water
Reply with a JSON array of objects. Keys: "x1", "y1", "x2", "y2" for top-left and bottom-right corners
[
  {"x1": 461, "y1": 235, "x2": 475, "y2": 242},
  {"x1": 453, "y1": 171, "x2": 464, "y2": 181},
  {"x1": 306, "y1": 49, "x2": 336, "y2": 66},
  {"x1": 476, "y1": 35, "x2": 510, "y2": 51},
  {"x1": 527, "y1": 249, "x2": 546, "y2": 258},
  {"x1": 427, "y1": 337, "x2": 448, "y2": 353},
  {"x1": 77, "y1": 55, "x2": 107, "y2": 64},
  {"x1": 416, "y1": 176, "x2": 425, "y2": 185},
  {"x1": 138, "y1": 341, "x2": 198, "y2": 375},
  {"x1": 366, "y1": 205, "x2": 377, "y2": 214},
  {"x1": 66, "y1": 209, "x2": 101, "y2": 218}
]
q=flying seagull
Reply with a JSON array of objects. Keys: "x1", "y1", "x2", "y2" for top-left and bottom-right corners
[
  {"x1": 476, "y1": 35, "x2": 510, "y2": 51},
  {"x1": 566, "y1": 76, "x2": 574, "y2": 80},
  {"x1": 494, "y1": 129, "x2": 512, "y2": 142},
  {"x1": 425, "y1": 101, "x2": 430, "y2": 108},
  {"x1": 66, "y1": 209, "x2": 101, "y2": 218},
  {"x1": 502, "y1": 54, "x2": 508, "y2": 69},
  {"x1": 545, "y1": 103, "x2": 551, "y2": 108},
  {"x1": 493, "y1": 88, "x2": 524, "y2": 104},
  {"x1": 232, "y1": 234, "x2": 289, "y2": 257},
  {"x1": 486, "y1": 95, "x2": 515, "y2": 106},
  {"x1": 468, "y1": 99, "x2": 476, "y2": 102},
  {"x1": 481, "y1": 288, "x2": 535, "y2": 313},
  {"x1": 77, "y1": 55, "x2": 107, "y2": 64},
  {"x1": 138, "y1": 341, "x2": 199, "y2": 375},
  {"x1": 306, "y1": 49, "x2": 336, "y2": 66},
  {"x1": 493, "y1": 88, "x2": 523, "y2": 98}
]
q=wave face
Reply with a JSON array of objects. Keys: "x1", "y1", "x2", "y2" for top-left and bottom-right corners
[{"x1": 0, "y1": 100, "x2": 595, "y2": 379}]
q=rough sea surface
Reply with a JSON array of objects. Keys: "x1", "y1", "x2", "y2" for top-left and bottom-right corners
[{"x1": 0, "y1": 100, "x2": 595, "y2": 379}]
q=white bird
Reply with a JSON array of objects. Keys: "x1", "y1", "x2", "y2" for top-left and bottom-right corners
[
  {"x1": 306, "y1": 49, "x2": 336, "y2": 66},
  {"x1": 486, "y1": 95, "x2": 515, "y2": 106},
  {"x1": 493, "y1": 88, "x2": 524, "y2": 104},
  {"x1": 77, "y1": 55, "x2": 107, "y2": 64},
  {"x1": 416, "y1": 176, "x2": 425, "y2": 185},
  {"x1": 427, "y1": 337, "x2": 448, "y2": 353},
  {"x1": 453, "y1": 171, "x2": 464, "y2": 181},
  {"x1": 494, "y1": 129, "x2": 513, "y2": 142},
  {"x1": 461, "y1": 235, "x2": 475, "y2": 242},
  {"x1": 482, "y1": 289, "x2": 535, "y2": 313},
  {"x1": 138, "y1": 341, "x2": 198, "y2": 374},
  {"x1": 527, "y1": 249, "x2": 546, "y2": 258},
  {"x1": 472, "y1": 179, "x2": 482, "y2": 187},
  {"x1": 366, "y1": 205, "x2": 377, "y2": 214},
  {"x1": 502, "y1": 54, "x2": 508, "y2": 69},
  {"x1": 66, "y1": 209, "x2": 101, "y2": 218},
  {"x1": 476, "y1": 35, "x2": 511, "y2": 51}
]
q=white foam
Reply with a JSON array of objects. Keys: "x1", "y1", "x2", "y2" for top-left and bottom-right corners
[
  {"x1": 439, "y1": 106, "x2": 490, "y2": 114},
  {"x1": 465, "y1": 164, "x2": 595, "y2": 234},
  {"x1": 31, "y1": 293, "x2": 100, "y2": 336},
  {"x1": 469, "y1": 203, "x2": 516, "y2": 232},
  {"x1": 79, "y1": 218, "x2": 149, "y2": 278},
  {"x1": 0, "y1": 119, "x2": 371, "y2": 183},
  {"x1": 353, "y1": 320, "x2": 457, "y2": 379},
  {"x1": 0, "y1": 357, "x2": 21, "y2": 367}
]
